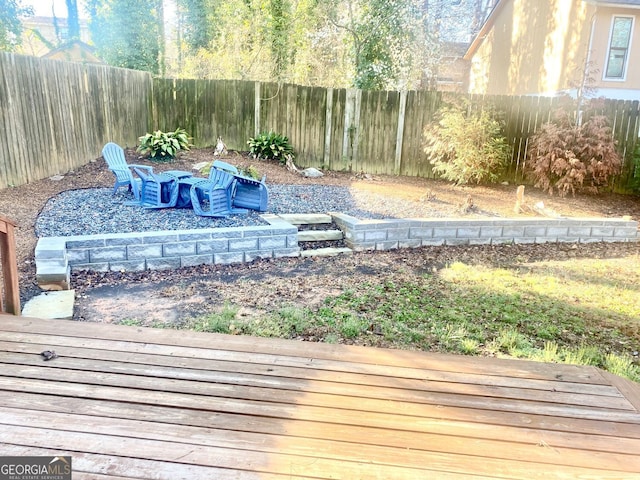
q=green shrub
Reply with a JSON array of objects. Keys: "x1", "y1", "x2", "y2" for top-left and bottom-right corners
[
  {"x1": 137, "y1": 128, "x2": 192, "y2": 160},
  {"x1": 248, "y1": 131, "x2": 294, "y2": 163},
  {"x1": 527, "y1": 112, "x2": 622, "y2": 197},
  {"x1": 424, "y1": 106, "x2": 511, "y2": 185}
]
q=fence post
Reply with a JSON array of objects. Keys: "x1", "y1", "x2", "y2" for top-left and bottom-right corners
[
  {"x1": 394, "y1": 90, "x2": 408, "y2": 175},
  {"x1": 0, "y1": 215, "x2": 20, "y2": 315},
  {"x1": 324, "y1": 88, "x2": 333, "y2": 169},
  {"x1": 254, "y1": 82, "x2": 261, "y2": 136}
]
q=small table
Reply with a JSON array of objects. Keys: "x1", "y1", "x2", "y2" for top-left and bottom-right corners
[
  {"x1": 164, "y1": 170, "x2": 193, "y2": 179},
  {"x1": 175, "y1": 177, "x2": 204, "y2": 208}
]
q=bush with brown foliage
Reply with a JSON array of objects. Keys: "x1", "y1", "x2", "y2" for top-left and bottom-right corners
[{"x1": 527, "y1": 112, "x2": 622, "y2": 197}]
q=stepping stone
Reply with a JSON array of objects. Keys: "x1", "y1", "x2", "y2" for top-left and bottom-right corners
[
  {"x1": 22, "y1": 290, "x2": 75, "y2": 320},
  {"x1": 300, "y1": 247, "x2": 353, "y2": 258},
  {"x1": 278, "y1": 213, "x2": 332, "y2": 225},
  {"x1": 298, "y1": 229, "x2": 344, "y2": 242}
]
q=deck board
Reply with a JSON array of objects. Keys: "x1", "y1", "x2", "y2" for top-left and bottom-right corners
[{"x1": 1, "y1": 315, "x2": 639, "y2": 479}]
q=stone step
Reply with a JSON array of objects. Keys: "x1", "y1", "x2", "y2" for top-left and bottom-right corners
[
  {"x1": 278, "y1": 213, "x2": 332, "y2": 225},
  {"x1": 22, "y1": 290, "x2": 75, "y2": 319},
  {"x1": 300, "y1": 247, "x2": 353, "y2": 258},
  {"x1": 298, "y1": 229, "x2": 344, "y2": 242}
]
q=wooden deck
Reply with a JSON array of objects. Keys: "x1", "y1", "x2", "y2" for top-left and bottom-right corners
[{"x1": 1, "y1": 315, "x2": 639, "y2": 479}]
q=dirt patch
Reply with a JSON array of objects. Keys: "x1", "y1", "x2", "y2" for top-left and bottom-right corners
[{"x1": 1, "y1": 147, "x2": 639, "y2": 323}]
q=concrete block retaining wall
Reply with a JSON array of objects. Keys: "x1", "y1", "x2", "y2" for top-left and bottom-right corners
[
  {"x1": 331, "y1": 213, "x2": 640, "y2": 251},
  {"x1": 35, "y1": 219, "x2": 299, "y2": 290},
  {"x1": 35, "y1": 213, "x2": 639, "y2": 290}
]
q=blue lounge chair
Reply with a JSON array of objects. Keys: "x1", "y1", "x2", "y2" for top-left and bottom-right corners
[
  {"x1": 190, "y1": 168, "x2": 248, "y2": 217},
  {"x1": 102, "y1": 142, "x2": 152, "y2": 200},
  {"x1": 212, "y1": 160, "x2": 269, "y2": 212},
  {"x1": 133, "y1": 167, "x2": 180, "y2": 208}
]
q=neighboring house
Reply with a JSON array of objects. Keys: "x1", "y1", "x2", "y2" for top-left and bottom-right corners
[
  {"x1": 434, "y1": 42, "x2": 471, "y2": 92},
  {"x1": 464, "y1": 0, "x2": 640, "y2": 100},
  {"x1": 43, "y1": 40, "x2": 103, "y2": 64},
  {"x1": 18, "y1": 16, "x2": 91, "y2": 57}
]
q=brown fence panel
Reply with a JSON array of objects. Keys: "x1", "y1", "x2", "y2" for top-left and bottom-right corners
[
  {"x1": 0, "y1": 52, "x2": 151, "y2": 189},
  {"x1": 400, "y1": 90, "x2": 442, "y2": 178}
]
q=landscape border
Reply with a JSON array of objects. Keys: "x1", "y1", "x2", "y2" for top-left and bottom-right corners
[{"x1": 34, "y1": 215, "x2": 639, "y2": 290}]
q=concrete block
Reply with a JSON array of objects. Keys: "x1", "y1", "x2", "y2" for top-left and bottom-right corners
[
  {"x1": 273, "y1": 247, "x2": 301, "y2": 258},
  {"x1": 181, "y1": 254, "x2": 214, "y2": 268},
  {"x1": 146, "y1": 257, "x2": 182, "y2": 270},
  {"x1": 480, "y1": 226, "x2": 504, "y2": 238},
  {"x1": 568, "y1": 227, "x2": 592, "y2": 236},
  {"x1": 514, "y1": 237, "x2": 536, "y2": 244},
  {"x1": 66, "y1": 249, "x2": 89, "y2": 263},
  {"x1": 614, "y1": 227, "x2": 639, "y2": 237},
  {"x1": 546, "y1": 227, "x2": 569, "y2": 236},
  {"x1": 229, "y1": 238, "x2": 259, "y2": 251},
  {"x1": 197, "y1": 239, "x2": 229, "y2": 253},
  {"x1": 502, "y1": 226, "x2": 525, "y2": 237},
  {"x1": 445, "y1": 238, "x2": 470, "y2": 246},
  {"x1": 22, "y1": 290, "x2": 75, "y2": 319},
  {"x1": 433, "y1": 227, "x2": 458, "y2": 238},
  {"x1": 524, "y1": 226, "x2": 547, "y2": 237},
  {"x1": 286, "y1": 234, "x2": 299, "y2": 247},
  {"x1": 210, "y1": 228, "x2": 244, "y2": 239},
  {"x1": 245, "y1": 250, "x2": 274, "y2": 262},
  {"x1": 375, "y1": 241, "x2": 400, "y2": 250},
  {"x1": 456, "y1": 227, "x2": 481, "y2": 238},
  {"x1": 364, "y1": 230, "x2": 388, "y2": 242},
  {"x1": 143, "y1": 233, "x2": 179, "y2": 244},
  {"x1": 398, "y1": 239, "x2": 423, "y2": 249},
  {"x1": 35, "y1": 237, "x2": 67, "y2": 260},
  {"x1": 421, "y1": 239, "x2": 445, "y2": 246},
  {"x1": 127, "y1": 244, "x2": 163, "y2": 259},
  {"x1": 105, "y1": 235, "x2": 144, "y2": 246},
  {"x1": 90, "y1": 246, "x2": 127, "y2": 262},
  {"x1": 36, "y1": 264, "x2": 70, "y2": 291},
  {"x1": 491, "y1": 237, "x2": 515, "y2": 245},
  {"x1": 557, "y1": 237, "x2": 581, "y2": 243},
  {"x1": 386, "y1": 228, "x2": 410, "y2": 241},
  {"x1": 65, "y1": 237, "x2": 106, "y2": 248},
  {"x1": 179, "y1": 232, "x2": 213, "y2": 241},
  {"x1": 214, "y1": 252, "x2": 246, "y2": 264},
  {"x1": 163, "y1": 241, "x2": 197, "y2": 256},
  {"x1": 258, "y1": 236, "x2": 287, "y2": 249},
  {"x1": 409, "y1": 227, "x2": 434, "y2": 239},
  {"x1": 242, "y1": 226, "x2": 275, "y2": 237},
  {"x1": 579, "y1": 237, "x2": 602, "y2": 244},
  {"x1": 109, "y1": 260, "x2": 146, "y2": 272},
  {"x1": 70, "y1": 262, "x2": 109, "y2": 272},
  {"x1": 469, "y1": 238, "x2": 492, "y2": 245}
]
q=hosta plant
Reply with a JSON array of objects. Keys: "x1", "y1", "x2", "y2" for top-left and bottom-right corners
[
  {"x1": 137, "y1": 128, "x2": 192, "y2": 160},
  {"x1": 527, "y1": 112, "x2": 622, "y2": 196},
  {"x1": 248, "y1": 132, "x2": 294, "y2": 163}
]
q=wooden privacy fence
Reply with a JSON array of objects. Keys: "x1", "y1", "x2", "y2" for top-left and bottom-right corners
[
  {"x1": 153, "y1": 78, "x2": 639, "y2": 190},
  {"x1": 1, "y1": 51, "x2": 639, "y2": 191},
  {"x1": 0, "y1": 52, "x2": 151, "y2": 190}
]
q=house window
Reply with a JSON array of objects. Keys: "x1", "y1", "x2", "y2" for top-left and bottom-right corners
[{"x1": 605, "y1": 16, "x2": 633, "y2": 79}]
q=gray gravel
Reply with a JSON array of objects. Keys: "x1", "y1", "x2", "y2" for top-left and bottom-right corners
[{"x1": 35, "y1": 185, "x2": 386, "y2": 237}]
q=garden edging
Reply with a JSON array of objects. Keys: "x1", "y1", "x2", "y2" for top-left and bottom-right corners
[{"x1": 34, "y1": 214, "x2": 639, "y2": 290}]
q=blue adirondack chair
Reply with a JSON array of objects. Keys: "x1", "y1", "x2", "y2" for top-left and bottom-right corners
[
  {"x1": 133, "y1": 167, "x2": 180, "y2": 208},
  {"x1": 190, "y1": 168, "x2": 248, "y2": 217},
  {"x1": 212, "y1": 160, "x2": 269, "y2": 212},
  {"x1": 102, "y1": 142, "x2": 152, "y2": 200}
]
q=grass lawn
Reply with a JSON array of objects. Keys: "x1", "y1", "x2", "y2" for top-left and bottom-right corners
[{"x1": 179, "y1": 253, "x2": 640, "y2": 382}]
